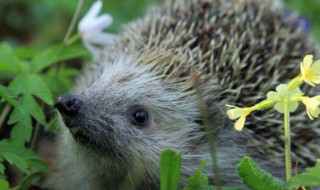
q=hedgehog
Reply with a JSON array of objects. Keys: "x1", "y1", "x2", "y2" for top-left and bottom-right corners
[{"x1": 54, "y1": 0, "x2": 320, "y2": 189}]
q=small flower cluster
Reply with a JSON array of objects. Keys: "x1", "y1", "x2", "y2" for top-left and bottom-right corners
[{"x1": 227, "y1": 55, "x2": 320, "y2": 130}]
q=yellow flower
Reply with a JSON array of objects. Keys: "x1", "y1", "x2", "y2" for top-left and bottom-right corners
[
  {"x1": 301, "y1": 96, "x2": 320, "y2": 120},
  {"x1": 300, "y1": 55, "x2": 320, "y2": 86},
  {"x1": 226, "y1": 105, "x2": 252, "y2": 131}
]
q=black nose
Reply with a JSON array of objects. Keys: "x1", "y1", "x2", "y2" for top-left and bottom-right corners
[{"x1": 54, "y1": 94, "x2": 82, "y2": 115}]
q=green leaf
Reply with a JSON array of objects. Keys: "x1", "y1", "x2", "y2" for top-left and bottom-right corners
[
  {"x1": 9, "y1": 74, "x2": 53, "y2": 105},
  {"x1": 27, "y1": 159, "x2": 50, "y2": 173},
  {"x1": 0, "y1": 141, "x2": 48, "y2": 175},
  {"x1": 160, "y1": 149, "x2": 182, "y2": 190},
  {"x1": 31, "y1": 44, "x2": 63, "y2": 73},
  {"x1": 289, "y1": 165, "x2": 320, "y2": 188},
  {"x1": 10, "y1": 116, "x2": 33, "y2": 144},
  {"x1": 184, "y1": 160, "x2": 209, "y2": 190},
  {"x1": 13, "y1": 172, "x2": 43, "y2": 190},
  {"x1": 22, "y1": 95, "x2": 46, "y2": 125},
  {"x1": 0, "y1": 42, "x2": 20, "y2": 73},
  {"x1": 31, "y1": 43, "x2": 88, "y2": 73},
  {"x1": 0, "y1": 162, "x2": 5, "y2": 175},
  {"x1": 58, "y1": 43, "x2": 89, "y2": 61},
  {"x1": 7, "y1": 98, "x2": 33, "y2": 144},
  {"x1": 237, "y1": 157, "x2": 285, "y2": 190},
  {"x1": 185, "y1": 186, "x2": 243, "y2": 190},
  {"x1": 0, "y1": 178, "x2": 9, "y2": 190},
  {"x1": 3, "y1": 153, "x2": 29, "y2": 174},
  {"x1": 14, "y1": 47, "x2": 37, "y2": 59},
  {"x1": 0, "y1": 85, "x2": 19, "y2": 107},
  {"x1": 41, "y1": 73, "x2": 74, "y2": 100}
]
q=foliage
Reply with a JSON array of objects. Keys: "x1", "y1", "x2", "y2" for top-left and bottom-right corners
[
  {"x1": 0, "y1": 40, "x2": 87, "y2": 188},
  {"x1": 0, "y1": 0, "x2": 163, "y2": 47},
  {"x1": 160, "y1": 149, "x2": 182, "y2": 190},
  {"x1": 289, "y1": 160, "x2": 320, "y2": 188},
  {"x1": 237, "y1": 157, "x2": 285, "y2": 190},
  {"x1": 184, "y1": 160, "x2": 209, "y2": 190}
]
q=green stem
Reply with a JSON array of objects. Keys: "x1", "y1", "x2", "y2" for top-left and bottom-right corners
[
  {"x1": 193, "y1": 77, "x2": 221, "y2": 190},
  {"x1": 30, "y1": 103, "x2": 44, "y2": 149},
  {"x1": 63, "y1": 0, "x2": 84, "y2": 45},
  {"x1": 30, "y1": 121, "x2": 41, "y2": 149},
  {"x1": 0, "y1": 103, "x2": 12, "y2": 132},
  {"x1": 284, "y1": 98, "x2": 292, "y2": 183}
]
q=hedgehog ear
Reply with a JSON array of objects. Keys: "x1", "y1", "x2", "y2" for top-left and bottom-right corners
[{"x1": 196, "y1": 103, "x2": 227, "y2": 134}]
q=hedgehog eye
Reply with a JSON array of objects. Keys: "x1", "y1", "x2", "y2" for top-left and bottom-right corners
[{"x1": 131, "y1": 109, "x2": 148, "y2": 126}]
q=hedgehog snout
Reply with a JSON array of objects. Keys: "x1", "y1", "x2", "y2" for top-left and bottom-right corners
[{"x1": 55, "y1": 94, "x2": 82, "y2": 116}]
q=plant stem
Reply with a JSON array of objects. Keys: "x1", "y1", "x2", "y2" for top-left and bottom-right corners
[
  {"x1": 63, "y1": 0, "x2": 84, "y2": 45},
  {"x1": 193, "y1": 74, "x2": 221, "y2": 190},
  {"x1": 30, "y1": 103, "x2": 44, "y2": 150},
  {"x1": 30, "y1": 121, "x2": 41, "y2": 149},
  {"x1": 0, "y1": 103, "x2": 12, "y2": 132},
  {"x1": 283, "y1": 98, "x2": 292, "y2": 183}
]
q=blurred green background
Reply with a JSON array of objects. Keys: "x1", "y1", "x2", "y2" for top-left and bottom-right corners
[{"x1": 0, "y1": 0, "x2": 319, "y2": 49}]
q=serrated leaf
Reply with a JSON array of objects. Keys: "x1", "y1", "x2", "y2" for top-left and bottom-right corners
[
  {"x1": 0, "y1": 141, "x2": 48, "y2": 175},
  {"x1": 185, "y1": 160, "x2": 208, "y2": 190},
  {"x1": 31, "y1": 44, "x2": 63, "y2": 73},
  {"x1": 289, "y1": 166, "x2": 320, "y2": 188},
  {"x1": 14, "y1": 172, "x2": 43, "y2": 190},
  {"x1": 0, "y1": 178, "x2": 9, "y2": 190},
  {"x1": 41, "y1": 75, "x2": 71, "y2": 100},
  {"x1": 237, "y1": 157, "x2": 285, "y2": 190},
  {"x1": 23, "y1": 95, "x2": 46, "y2": 125},
  {"x1": 160, "y1": 149, "x2": 182, "y2": 190},
  {"x1": 27, "y1": 159, "x2": 50, "y2": 172},
  {"x1": 7, "y1": 106, "x2": 30, "y2": 125},
  {"x1": 31, "y1": 43, "x2": 88, "y2": 73},
  {"x1": 3, "y1": 153, "x2": 29, "y2": 174},
  {"x1": 10, "y1": 118, "x2": 33, "y2": 144},
  {"x1": 0, "y1": 84, "x2": 19, "y2": 107},
  {"x1": 9, "y1": 74, "x2": 53, "y2": 105},
  {"x1": 7, "y1": 102, "x2": 33, "y2": 144}
]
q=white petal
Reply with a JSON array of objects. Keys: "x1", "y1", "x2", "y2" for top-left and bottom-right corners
[
  {"x1": 78, "y1": 1, "x2": 103, "y2": 31},
  {"x1": 87, "y1": 14, "x2": 113, "y2": 31},
  {"x1": 87, "y1": 33, "x2": 117, "y2": 45},
  {"x1": 84, "y1": 0, "x2": 103, "y2": 21}
]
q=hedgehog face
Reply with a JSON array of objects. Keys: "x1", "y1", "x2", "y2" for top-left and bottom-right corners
[{"x1": 55, "y1": 56, "x2": 200, "y2": 166}]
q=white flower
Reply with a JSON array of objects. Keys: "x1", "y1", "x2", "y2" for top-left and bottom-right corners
[{"x1": 78, "y1": 0, "x2": 117, "y2": 58}]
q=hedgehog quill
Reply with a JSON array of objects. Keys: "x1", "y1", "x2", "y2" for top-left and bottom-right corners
[{"x1": 55, "y1": 0, "x2": 320, "y2": 189}]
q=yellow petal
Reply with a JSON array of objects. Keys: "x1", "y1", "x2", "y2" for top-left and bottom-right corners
[
  {"x1": 303, "y1": 55, "x2": 313, "y2": 69},
  {"x1": 234, "y1": 116, "x2": 246, "y2": 131},
  {"x1": 227, "y1": 108, "x2": 242, "y2": 120},
  {"x1": 309, "y1": 98, "x2": 320, "y2": 109},
  {"x1": 310, "y1": 75, "x2": 320, "y2": 84},
  {"x1": 304, "y1": 79, "x2": 316, "y2": 87},
  {"x1": 303, "y1": 97, "x2": 320, "y2": 120},
  {"x1": 306, "y1": 109, "x2": 314, "y2": 120},
  {"x1": 310, "y1": 108, "x2": 320, "y2": 118},
  {"x1": 310, "y1": 60, "x2": 320, "y2": 73}
]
